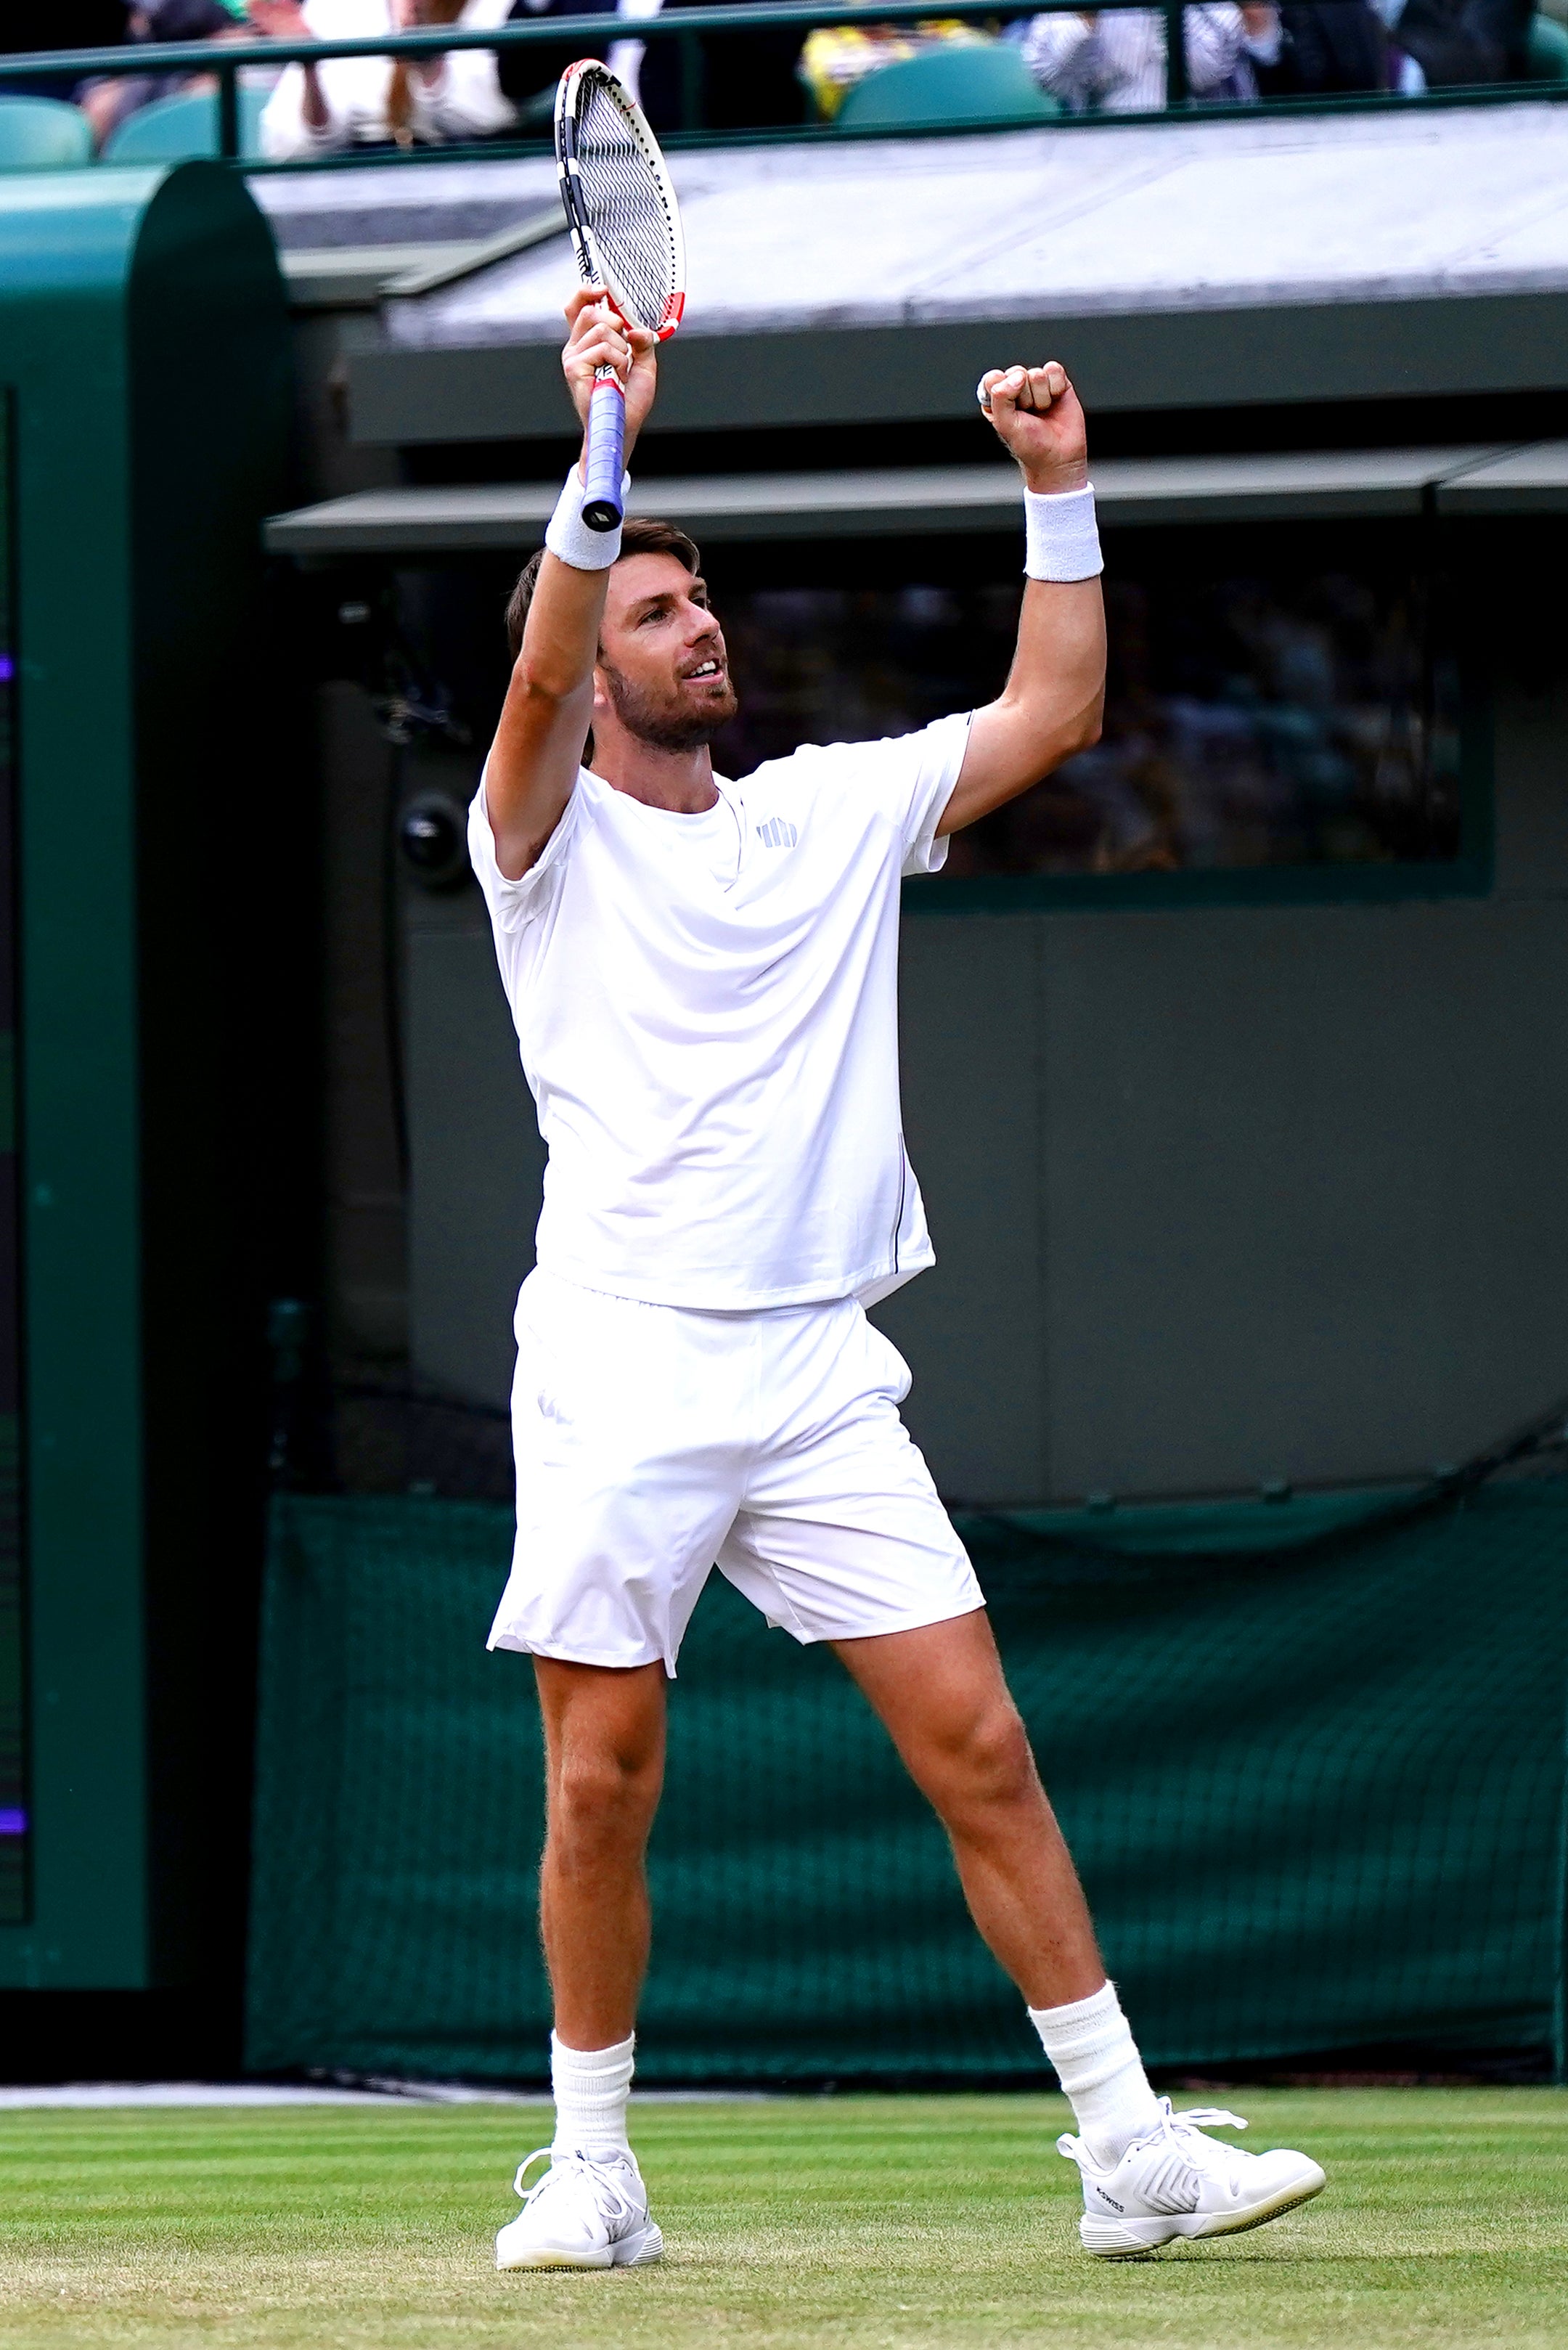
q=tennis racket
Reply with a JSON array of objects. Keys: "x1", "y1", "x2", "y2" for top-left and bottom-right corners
[{"x1": 554, "y1": 60, "x2": 686, "y2": 534}]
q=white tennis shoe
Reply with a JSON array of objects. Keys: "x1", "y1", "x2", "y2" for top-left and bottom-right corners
[
  {"x1": 1059, "y1": 2100, "x2": 1326, "y2": 2257},
  {"x1": 494, "y1": 2145, "x2": 663, "y2": 2272}
]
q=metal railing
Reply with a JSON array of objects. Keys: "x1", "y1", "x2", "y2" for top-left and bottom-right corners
[{"x1": 0, "y1": 7, "x2": 1553, "y2": 158}]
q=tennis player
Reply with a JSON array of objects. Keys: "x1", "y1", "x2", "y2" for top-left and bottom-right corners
[{"x1": 477, "y1": 288, "x2": 1326, "y2": 2272}]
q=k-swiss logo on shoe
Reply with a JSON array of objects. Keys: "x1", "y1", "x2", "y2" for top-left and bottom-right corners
[
  {"x1": 755, "y1": 817, "x2": 798, "y2": 849},
  {"x1": 1095, "y1": 2190, "x2": 1125, "y2": 2212}
]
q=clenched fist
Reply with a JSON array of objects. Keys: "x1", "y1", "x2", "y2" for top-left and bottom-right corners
[
  {"x1": 978, "y1": 361, "x2": 1089, "y2": 496},
  {"x1": 562, "y1": 286, "x2": 659, "y2": 462}
]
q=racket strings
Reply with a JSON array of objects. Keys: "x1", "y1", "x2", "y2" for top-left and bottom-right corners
[{"x1": 573, "y1": 80, "x2": 679, "y2": 332}]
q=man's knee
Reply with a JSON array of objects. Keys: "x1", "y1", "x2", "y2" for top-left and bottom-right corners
[
  {"x1": 922, "y1": 1699, "x2": 1039, "y2": 1817},
  {"x1": 549, "y1": 1742, "x2": 663, "y2": 1857},
  {"x1": 536, "y1": 1657, "x2": 666, "y2": 1861}
]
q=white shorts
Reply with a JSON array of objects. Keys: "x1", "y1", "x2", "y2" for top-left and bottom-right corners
[{"x1": 488, "y1": 1269, "x2": 984, "y2": 1674}]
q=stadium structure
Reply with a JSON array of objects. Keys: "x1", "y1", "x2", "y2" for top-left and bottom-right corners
[{"x1": 1, "y1": 21, "x2": 1567, "y2": 2090}]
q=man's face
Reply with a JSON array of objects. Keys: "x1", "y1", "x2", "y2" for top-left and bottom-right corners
[{"x1": 596, "y1": 552, "x2": 738, "y2": 754}]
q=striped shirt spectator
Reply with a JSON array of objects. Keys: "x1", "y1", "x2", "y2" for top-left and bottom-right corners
[{"x1": 1022, "y1": 5, "x2": 1283, "y2": 110}]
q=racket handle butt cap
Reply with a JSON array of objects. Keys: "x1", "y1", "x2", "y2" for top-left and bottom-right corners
[{"x1": 583, "y1": 372, "x2": 627, "y2": 534}]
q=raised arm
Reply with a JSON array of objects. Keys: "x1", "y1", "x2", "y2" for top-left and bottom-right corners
[
  {"x1": 484, "y1": 291, "x2": 658, "y2": 881},
  {"x1": 938, "y1": 362, "x2": 1106, "y2": 839},
  {"x1": 248, "y1": 2, "x2": 335, "y2": 149}
]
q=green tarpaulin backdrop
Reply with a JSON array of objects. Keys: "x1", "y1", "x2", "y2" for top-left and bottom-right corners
[{"x1": 247, "y1": 1485, "x2": 1568, "y2": 2082}]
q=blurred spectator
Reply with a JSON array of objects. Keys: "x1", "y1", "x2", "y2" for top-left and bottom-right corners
[
  {"x1": 799, "y1": 18, "x2": 988, "y2": 120},
  {"x1": 78, "y1": 1, "x2": 240, "y2": 151},
  {"x1": 1251, "y1": 1, "x2": 1387, "y2": 91},
  {"x1": 1383, "y1": 0, "x2": 1531, "y2": 84},
  {"x1": 252, "y1": 0, "x2": 517, "y2": 156},
  {"x1": 1023, "y1": 6, "x2": 1284, "y2": 110}
]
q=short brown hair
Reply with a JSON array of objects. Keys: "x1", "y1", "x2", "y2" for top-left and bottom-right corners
[{"x1": 505, "y1": 518, "x2": 703, "y2": 660}]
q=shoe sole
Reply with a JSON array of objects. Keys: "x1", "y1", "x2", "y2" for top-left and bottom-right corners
[
  {"x1": 1080, "y1": 2169, "x2": 1326, "y2": 2259},
  {"x1": 497, "y1": 2222, "x2": 663, "y2": 2272}
]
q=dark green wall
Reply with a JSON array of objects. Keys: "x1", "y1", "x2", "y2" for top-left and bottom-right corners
[{"x1": 0, "y1": 163, "x2": 291, "y2": 1997}]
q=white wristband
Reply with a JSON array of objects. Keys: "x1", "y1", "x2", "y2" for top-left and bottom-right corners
[
  {"x1": 1024, "y1": 484, "x2": 1103, "y2": 582},
  {"x1": 544, "y1": 466, "x2": 632, "y2": 571}
]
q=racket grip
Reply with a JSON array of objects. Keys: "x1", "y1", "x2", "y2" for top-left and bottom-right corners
[{"x1": 583, "y1": 371, "x2": 626, "y2": 533}]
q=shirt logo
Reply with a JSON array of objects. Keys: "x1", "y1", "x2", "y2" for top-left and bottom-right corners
[{"x1": 755, "y1": 817, "x2": 798, "y2": 849}]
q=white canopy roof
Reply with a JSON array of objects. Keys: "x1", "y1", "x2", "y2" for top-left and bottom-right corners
[
  {"x1": 249, "y1": 98, "x2": 1568, "y2": 437},
  {"x1": 330, "y1": 99, "x2": 1568, "y2": 350}
]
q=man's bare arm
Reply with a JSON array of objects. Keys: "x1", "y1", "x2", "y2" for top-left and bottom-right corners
[
  {"x1": 940, "y1": 574, "x2": 1105, "y2": 835},
  {"x1": 485, "y1": 290, "x2": 658, "y2": 881},
  {"x1": 938, "y1": 362, "x2": 1106, "y2": 838}
]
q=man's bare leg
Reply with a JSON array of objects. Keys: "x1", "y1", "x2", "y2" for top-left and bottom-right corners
[
  {"x1": 833, "y1": 1607, "x2": 1170, "y2": 2174},
  {"x1": 532, "y1": 1655, "x2": 667, "y2": 2047},
  {"x1": 494, "y1": 1657, "x2": 668, "y2": 2272},
  {"x1": 838, "y1": 1608, "x2": 1328, "y2": 2243},
  {"x1": 833, "y1": 1609, "x2": 1105, "y2": 2009}
]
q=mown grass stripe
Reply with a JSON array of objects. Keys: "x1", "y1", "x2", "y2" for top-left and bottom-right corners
[{"x1": 0, "y1": 2091, "x2": 1564, "y2": 2347}]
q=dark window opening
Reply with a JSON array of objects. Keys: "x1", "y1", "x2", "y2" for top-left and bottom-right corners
[{"x1": 707, "y1": 525, "x2": 1466, "y2": 886}]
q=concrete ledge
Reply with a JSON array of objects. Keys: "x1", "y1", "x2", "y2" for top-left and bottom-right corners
[
  {"x1": 266, "y1": 446, "x2": 1512, "y2": 556},
  {"x1": 346, "y1": 293, "x2": 1568, "y2": 444}
]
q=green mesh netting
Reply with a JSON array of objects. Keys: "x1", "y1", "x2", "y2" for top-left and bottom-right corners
[
  {"x1": 246, "y1": 1486, "x2": 1568, "y2": 2083},
  {"x1": 0, "y1": 1416, "x2": 23, "y2": 1925}
]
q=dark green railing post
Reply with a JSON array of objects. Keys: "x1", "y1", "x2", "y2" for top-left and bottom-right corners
[
  {"x1": 218, "y1": 57, "x2": 240, "y2": 158},
  {"x1": 679, "y1": 30, "x2": 705, "y2": 132},
  {"x1": 1164, "y1": 0, "x2": 1189, "y2": 105}
]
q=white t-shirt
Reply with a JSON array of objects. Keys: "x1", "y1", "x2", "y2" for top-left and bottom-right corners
[
  {"x1": 467, "y1": 714, "x2": 971, "y2": 1311},
  {"x1": 616, "y1": 787, "x2": 745, "y2": 890}
]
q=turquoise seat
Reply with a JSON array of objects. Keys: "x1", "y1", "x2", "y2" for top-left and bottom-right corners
[
  {"x1": 0, "y1": 95, "x2": 94, "y2": 171},
  {"x1": 1527, "y1": 12, "x2": 1568, "y2": 76},
  {"x1": 836, "y1": 42, "x2": 1061, "y2": 133},
  {"x1": 102, "y1": 84, "x2": 270, "y2": 164}
]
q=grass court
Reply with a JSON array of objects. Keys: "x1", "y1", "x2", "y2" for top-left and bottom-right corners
[{"x1": 3, "y1": 2089, "x2": 1566, "y2": 2349}]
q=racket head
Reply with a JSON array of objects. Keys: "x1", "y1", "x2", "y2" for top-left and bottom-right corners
[{"x1": 555, "y1": 60, "x2": 686, "y2": 343}]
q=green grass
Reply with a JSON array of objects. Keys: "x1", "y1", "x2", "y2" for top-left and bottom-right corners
[{"x1": 2, "y1": 2090, "x2": 1567, "y2": 2347}]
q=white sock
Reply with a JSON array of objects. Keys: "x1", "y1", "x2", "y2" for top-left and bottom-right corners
[
  {"x1": 550, "y1": 2030, "x2": 635, "y2": 2158},
  {"x1": 1028, "y1": 1981, "x2": 1161, "y2": 2169}
]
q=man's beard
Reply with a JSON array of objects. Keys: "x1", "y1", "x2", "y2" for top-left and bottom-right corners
[{"x1": 601, "y1": 661, "x2": 739, "y2": 753}]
